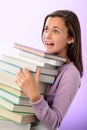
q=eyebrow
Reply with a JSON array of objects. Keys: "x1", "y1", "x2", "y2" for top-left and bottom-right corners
[
  {"x1": 45, "y1": 25, "x2": 63, "y2": 31},
  {"x1": 53, "y1": 26, "x2": 63, "y2": 31}
]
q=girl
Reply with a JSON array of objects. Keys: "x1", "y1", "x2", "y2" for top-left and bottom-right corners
[{"x1": 15, "y1": 10, "x2": 83, "y2": 130}]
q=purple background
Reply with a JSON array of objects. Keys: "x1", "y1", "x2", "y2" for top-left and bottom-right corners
[{"x1": 0, "y1": 0, "x2": 86, "y2": 130}]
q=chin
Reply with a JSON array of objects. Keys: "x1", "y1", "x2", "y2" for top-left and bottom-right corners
[{"x1": 46, "y1": 50, "x2": 55, "y2": 54}]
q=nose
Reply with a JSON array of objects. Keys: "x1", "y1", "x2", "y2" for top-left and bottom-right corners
[{"x1": 45, "y1": 31, "x2": 52, "y2": 39}]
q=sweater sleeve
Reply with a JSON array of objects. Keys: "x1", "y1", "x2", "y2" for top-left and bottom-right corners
[{"x1": 30, "y1": 64, "x2": 81, "y2": 130}]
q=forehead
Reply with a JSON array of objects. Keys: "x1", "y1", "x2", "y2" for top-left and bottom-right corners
[{"x1": 45, "y1": 17, "x2": 67, "y2": 31}]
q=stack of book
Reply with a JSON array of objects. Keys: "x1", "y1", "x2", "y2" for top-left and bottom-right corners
[
  {"x1": 0, "y1": 116, "x2": 31, "y2": 130},
  {"x1": 0, "y1": 43, "x2": 66, "y2": 130}
]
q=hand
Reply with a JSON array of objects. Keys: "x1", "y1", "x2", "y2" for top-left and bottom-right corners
[{"x1": 15, "y1": 67, "x2": 41, "y2": 102}]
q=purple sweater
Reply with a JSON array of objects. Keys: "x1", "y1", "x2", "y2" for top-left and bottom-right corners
[{"x1": 30, "y1": 62, "x2": 81, "y2": 130}]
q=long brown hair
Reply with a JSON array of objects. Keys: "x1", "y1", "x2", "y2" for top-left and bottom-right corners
[{"x1": 42, "y1": 10, "x2": 83, "y2": 77}]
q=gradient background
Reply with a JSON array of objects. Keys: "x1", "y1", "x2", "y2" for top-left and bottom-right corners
[{"x1": 0, "y1": 0, "x2": 87, "y2": 130}]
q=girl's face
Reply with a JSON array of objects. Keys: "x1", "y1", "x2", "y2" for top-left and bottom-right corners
[{"x1": 43, "y1": 17, "x2": 70, "y2": 57}]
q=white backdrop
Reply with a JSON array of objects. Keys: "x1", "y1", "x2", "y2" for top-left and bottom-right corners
[{"x1": 0, "y1": 0, "x2": 87, "y2": 130}]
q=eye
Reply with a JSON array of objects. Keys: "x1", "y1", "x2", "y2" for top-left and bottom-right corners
[
  {"x1": 44, "y1": 27, "x2": 48, "y2": 32},
  {"x1": 53, "y1": 29, "x2": 60, "y2": 34}
]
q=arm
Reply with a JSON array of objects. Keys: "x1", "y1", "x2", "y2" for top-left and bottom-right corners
[{"x1": 30, "y1": 64, "x2": 81, "y2": 130}]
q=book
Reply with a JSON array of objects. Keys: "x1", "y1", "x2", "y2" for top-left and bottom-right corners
[
  {"x1": 0, "y1": 88, "x2": 44, "y2": 106},
  {"x1": 0, "y1": 105, "x2": 38, "y2": 123},
  {"x1": 0, "y1": 59, "x2": 58, "y2": 76},
  {"x1": 18, "y1": 49, "x2": 65, "y2": 67},
  {"x1": 0, "y1": 68, "x2": 55, "y2": 85},
  {"x1": 12, "y1": 50, "x2": 64, "y2": 67},
  {"x1": 2, "y1": 53, "x2": 56, "y2": 69},
  {"x1": 0, "y1": 116, "x2": 31, "y2": 130},
  {"x1": 0, "y1": 69, "x2": 49, "y2": 91},
  {"x1": 0, "y1": 83, "x2": 47, "y2": 97},
  {"x1": 14, "y1": 43, "x2": 66, "y2": 62},
  {"x1": 0, "y1": 83, "x2": 27, "y2": 97},
  {"x1": 0, "y1": 97, "x2": 35, "y2": 113},
  {"x1": 11, "y1": 48, "x2": 64, "y2": 67},
  {"x1": 0, "y1": 88, "x2": 31, "y2": 106},
  {"x1": 0, "y1": 69, "x2": 28, "y2": 91},
  {"x1": 0, "y1": 70, "x2": 48, "y2": 91},
  {"x1": 14, "y1": 49, "x2": 64, "y2": 67}
]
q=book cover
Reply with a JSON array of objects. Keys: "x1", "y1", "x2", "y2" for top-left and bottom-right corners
[
  {"x1": 0, "y1": 105, "x2": 38, "y2": 123},
  {"x1": 14, "y1": 43, "x2": 66, "y2": 62},
  {"x1": 2, "y1": 53, "x2": 56, "y2": 69},
  {"x1": 12, "y1": 48, "x2": 64, "y2": 67},
  {"x1": 0, "y1": 83, "x2": 27, "y2": 97},
  {"x1": 18, "y1": 50, "x2": 64, "y2": 66},
  {"x1": 0, "y1": 97, "x2": 35, "y2": 113},
  {"x1": 0, "y1": 88, "x2": 31, "y2": 106},
  {"x1": 0, "y1": 68, "x2": 56, "y2": 85},
  {"x1": 0, "y1": 116, "x2": 31, "y2": 130},
  {"x1": 0, "y1": 83, "x2": 47, "y2": 97},
  {"x1": 18, "y1": 49, "x2": 64, "y2": 67},
  {"x1": 0, "y1": 59, "x2": 58, "y2": 76},
  {"x1": 0, "y1": 69, "x2": 21, "y2": 91}
]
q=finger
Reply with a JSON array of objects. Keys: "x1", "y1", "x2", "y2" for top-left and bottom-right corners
[
  {"x1": 35, "y1": 68, "x2": 41, "y2": 82},
  {"x1": 23, "y1": 67, "x2": 32, "y2": 79},
  {"x1": 16, "y1": 69, "x2": 24, "y2": 83},
  {"x1": 15, "y1": 79, "x2": 22, "y2": 87},
  {"x1": 17, "y1": 69, "x2": 25, "y2": 79}
]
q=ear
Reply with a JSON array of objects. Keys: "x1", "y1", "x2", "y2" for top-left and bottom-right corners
[{"x1": 68, "y1": 38, "x2": 74, "y2": 44}]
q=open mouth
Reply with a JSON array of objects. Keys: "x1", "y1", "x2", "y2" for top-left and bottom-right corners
[{"x1": 46, "y1": 42, "x2": 54, "y2": 46}]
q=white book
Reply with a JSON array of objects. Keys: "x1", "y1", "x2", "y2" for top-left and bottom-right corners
[
  {"x1": 0, "y1": 117, "x2": 31, "y2": 130},
  {"x1": 0, "y1": 60, "x2": 58, "y2": 76},
  {"x1": 0, "y1": 97, "x2": 34, "y2": 113},
  {"x1": 14, "y1": 43, "x2": 66, "y2": 62},
  {"x1": 0, "y1": 69, "x2": 21, "y2": 91},
  {"x1": 18, "y1": 49, "x2": 64, "y2": 66},
  {"x1": 0, "y1": 89, "x2": 30, "y2": 106},
  {"x1": 2, "y1": 53, "x2": 56, "y2": 69},
  {"x1": 0, "y1": 88, "x2": 44, "y2": 106},
  {"x1": 0, "y1": 69, "x2": 48, "y2": 91},
  {"x1": 0, "y1": 83, "x2": 47, "y2": 97},
  {"x1": 0, "y1": 68, "x2": 55, "y2": 86}
]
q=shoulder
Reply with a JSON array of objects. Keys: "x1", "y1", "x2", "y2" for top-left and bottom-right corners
[
  {"x1": 59, "y1": 62, "x2": 80, "y2": 78},
  {"x1": 56, "y1": 62, "x2": 81, "y2": 87},
  {"x1": 53, "y1": 62, "x2": 81, "y2": 89}
]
